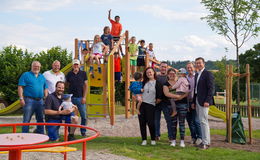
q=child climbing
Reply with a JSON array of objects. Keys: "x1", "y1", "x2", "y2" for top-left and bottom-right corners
[
  {"x1": 146, "y1": 43, "x2": 156, "y2": 68},
  {"x1": 129, "y1": 72, "x2": 143, "y2": 115},
  {"x1": 90, "y1": 35, "x2": 108, "y2": 75},
  {"x1": 128, "y1": 36, "x2": 138, "y2": 76},
  {"x1": 108, "y1": 9, "x2": 123, "y2": 56},
  {"x1": 170, "y1": 68, "x2": 189, "y2": 117}
]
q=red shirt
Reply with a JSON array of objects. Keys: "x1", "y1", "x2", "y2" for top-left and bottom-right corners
[
  {"x1": 110, "y1": 19, "x2": 122, "y2": 37},
  {"x1": 114, "y1": 57, "x2": 121, "y2": 72}
]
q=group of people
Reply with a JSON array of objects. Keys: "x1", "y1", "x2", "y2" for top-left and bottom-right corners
[
  {"x1": 18, "y1": 59, "x2": 88, "y2": 141},
  {"x1": 130, "y1": 57, "x2": 214, "y2": 150}
]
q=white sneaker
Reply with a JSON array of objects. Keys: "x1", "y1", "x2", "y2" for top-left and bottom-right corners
[
  {"x1": 180, "y1": 140, "x2": 185, "y2": 148},
  {"x1": 191, "y1": 138, "x2": 196, "y2": 144},
  {"x1": 151, "y1": 140, "x2": 156, "y2": 145},
  {"x1": 141, "y1": 140, "x2": 147, "y2": 146},
  {"x1": 170, "y1": 140, "x2": 176, "y2": 147},
  {"x1": 196, "y1": 138, "x2": 202, "y2": 146}
]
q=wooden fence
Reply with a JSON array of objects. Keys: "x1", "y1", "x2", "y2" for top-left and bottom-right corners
[{"x1": 215, "y1": 104, "x2": 260, "y2": 118}]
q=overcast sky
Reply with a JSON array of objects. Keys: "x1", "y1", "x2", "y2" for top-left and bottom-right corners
[{"x1": 0, "y1": 0, "x2": 259, "y2": 61}]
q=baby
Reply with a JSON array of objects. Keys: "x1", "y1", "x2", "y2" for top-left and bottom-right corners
[
  {"x1": 170, "y1": 68, "x2": 189, "y2": 117},
  {"x1": 129, "y1": 72, "x2": 143, "y2": 115},
  {"x1": 59, "y1": 94, "x2": 79, "y2": 123}
]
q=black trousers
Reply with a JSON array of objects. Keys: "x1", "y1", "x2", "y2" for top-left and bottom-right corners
[{"x1": 138, "y1": 102, "x2": 156, "y2": 140}]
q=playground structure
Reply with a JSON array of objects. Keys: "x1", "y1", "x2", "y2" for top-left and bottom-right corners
[
  {"x1": 0, "y1": 123, "x2": 100, "y2": 160},
  {"x1": 225, "y1": 64, "x2": 252, "y2": 144}
]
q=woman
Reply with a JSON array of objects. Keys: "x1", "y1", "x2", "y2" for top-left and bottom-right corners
[
  {"x1": 138, "y1": 67, "x2": 163, "y2": 146},
  {"x1": 163, "y1": 68, "x2": 189, "y2": 148}
]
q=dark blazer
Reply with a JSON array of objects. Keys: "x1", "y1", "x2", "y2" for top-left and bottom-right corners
[{"x1": 193, "y1": 69, "x2": 214, "y2": 106}]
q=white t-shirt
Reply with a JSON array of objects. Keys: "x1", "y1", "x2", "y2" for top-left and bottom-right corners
[
  {"x1": 60, "y1": 101, "x2": 74, "y2": 110},
  {"x1": 92, "y1": 42, "x2": 104, "y2": 54},
  {"x1": 43, "y1": 70, "x2": 65, "y2": 94},
  {"x1": 146, "y1": 49, "x2": 155, "y2": 58}
]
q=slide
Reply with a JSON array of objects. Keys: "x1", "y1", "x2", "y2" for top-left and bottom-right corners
[
  {"x1": 209, "y1": 105, "x2": 226, "y2": 122},
  {"x1": 0, "y1": 63, "x2": 73, "y2": 115}
]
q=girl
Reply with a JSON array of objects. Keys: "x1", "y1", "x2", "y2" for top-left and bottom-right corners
[
  {"x1": 90, "y1": 35, "x2": 108, "y2": 74},
  {"x1": 101, "y1": 26, "x2": 113, "y2": 51}
]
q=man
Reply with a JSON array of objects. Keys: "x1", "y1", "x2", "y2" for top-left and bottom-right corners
[
  {"x1": 18, "y1": 61, "x2": 48, "y2": 133},
  {"x1": 192, "y1": 57, "x2": 214, "y2": 149},
  {"x1": 45, "y1": 81, "x2": 78, "y2": 141},
  {"x1": 66, "y1": 59, "x2": 88, "y2": 137},
  {"x1": 186, "y1": 62, "x2": 202, "y2": 145},
  {"x1": 108, "y1": 9, "x2": 123, "y2": 55},
  {"x1": 43, "y1": 60, "x2": 65, "y2": 94},
  {"x1": 154, "y1": 62, "x2": 174, "y2": 141}
]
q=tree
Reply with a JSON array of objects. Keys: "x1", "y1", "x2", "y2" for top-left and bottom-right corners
[{"x1": 201, "y1": 0, "x2": 260, "y2": 105}]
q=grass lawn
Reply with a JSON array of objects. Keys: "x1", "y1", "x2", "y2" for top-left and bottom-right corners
[{"x1": 1, "y1": 126, "x2": 260, "y2": 160}]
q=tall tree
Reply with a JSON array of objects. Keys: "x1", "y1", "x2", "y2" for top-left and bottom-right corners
[{"x1": 201, "y1": 0, "x2": 260, "y2": 105}]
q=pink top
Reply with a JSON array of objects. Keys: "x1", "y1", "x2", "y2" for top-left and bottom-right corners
[
  {"x1": 0, "y1": 133, "x2": 49, "y2": 147},
  {"x1": 172, "y1": 77, "x2": 189, "y2": 93}
]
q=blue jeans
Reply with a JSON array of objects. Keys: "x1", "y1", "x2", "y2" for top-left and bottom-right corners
[
  {"x1": 186, "y1": 103, "x2": 202, "y2": 139},
  {"x1": 22, "y1": 97, "x2": 44, "y2": 133},
  {"x1": 46, "y1": 119, "x2": 62, "y2": 141},
  {"x1": 72, "y1": 97, "x2": 87, "y2": 135},
  {"x1": 154, "y1": 102, "x2": 174, "y2": 140}
]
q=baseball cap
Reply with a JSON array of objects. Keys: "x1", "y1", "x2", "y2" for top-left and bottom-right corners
[
  {"x1": 62, "y1": 94, "x2": 73, "y2": 100},
  {"x1": 179, "y1": 68, "x2": 187, "y2": 74},
  {"x1": 72, "y1": 59, "x2": 80, "y2": 65}
]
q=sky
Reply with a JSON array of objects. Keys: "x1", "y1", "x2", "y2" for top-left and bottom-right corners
[{"x1": 0, "y1": 0, "x2": 259, "y2": 62}]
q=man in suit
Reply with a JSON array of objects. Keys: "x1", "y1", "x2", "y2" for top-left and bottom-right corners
[{"x1": 192, "y1": 57, "x2": 214, "y2": 150}]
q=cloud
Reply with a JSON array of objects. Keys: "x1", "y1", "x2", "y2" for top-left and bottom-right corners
[
  {"x1": 137, "y1": 5, "x2": 206, "y2": 21},
  {"x1": 0, "y1": 0, "x2": 73, "y2": 12}
]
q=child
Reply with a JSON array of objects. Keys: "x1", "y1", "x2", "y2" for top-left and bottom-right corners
[
  {"x1": 114, "y1": 52, "x2": 122, "y2": 82},
  {"x1": 137, "y1": 40, "x2": 146, "y2": 72},
  {"x1": 128, "y1": 36, "x2": 138, "y2": 76},
  {"x1": 146, "y1": 43, "x2": 156, "y2": 68},
  {"x1": 59, "y1": 94, "x2": 79, "y2": 124},
  {"x1": 170, "y1": 68, "x2": 189, "y2": 117},
  {"x1": 129, "y1": 72, "x2": 143, "y2": 115},
  {"x1": 101, "y1": 26, "x2": 113, "y2": 51},
  {"x1": 90, "y1": 35, "x2": 108, "y2": 74}
]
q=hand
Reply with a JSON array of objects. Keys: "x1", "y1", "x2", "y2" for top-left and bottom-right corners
[
  {"x1": 108, "y1": 9, "x2": 111, "y2": 13},
  {"x1": 191, "y1": 103, "x2": 196, "y2": 109},
  {"x1": 204, "y1": 102, "x2": 209, "y2": 107},
  {"x1": 81, "y1": 97, "x2": 86, "y2": 104},
  {"x1": 141, "y1": 89, "x2": 144, "y2": 92},
  {"x1": 20, "y1": 99, "x2": 25, "y2": 107},
  {"x1": 60, "y1": 109, "x2": 71, "y2": 115}
]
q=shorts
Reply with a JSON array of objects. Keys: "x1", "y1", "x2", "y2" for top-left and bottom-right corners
[
  {"x1": 113, "y1": 36, "x2": 120, "y2": 41},
  {"x1": 115, "y1": 72, "x2": 121, "y2": 81},
  {"x1": 137, "y1": 57, "x2": 145, "y2": 66},
  {"x1": 130, "y1": 59, "x2": 137, "y2": 66},
  {"x1": 93, "y1": 53, "x2": 102, "y2": 57}
]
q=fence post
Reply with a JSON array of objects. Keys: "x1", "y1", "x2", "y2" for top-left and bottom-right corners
[{"x1": 246, "y1": 64, "x2": 252, "y2": 144}]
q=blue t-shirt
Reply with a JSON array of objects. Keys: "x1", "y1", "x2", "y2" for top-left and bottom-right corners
[
  {"x1": 138, "y1": 46, "x2": 146, "y2": 58},
  {"x1": 18, "y1": 71, "x2": 48, "y2": 98},
  {"x1": 129, "y1": 81, "x2": 143, "y2": 95},
  {"x1": 101, "y1": 34, "x2": 113, "y2": 47}
]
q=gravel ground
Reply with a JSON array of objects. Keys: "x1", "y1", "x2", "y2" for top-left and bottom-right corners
[{"x1": 0, "y1": 114, "x2": 259, "y2": 160}]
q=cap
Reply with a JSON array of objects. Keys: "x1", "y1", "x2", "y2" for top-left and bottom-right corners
[
  {"x1": 62, "y1": 94, "x2": 73, "y2": 100},
  {"x1": 72, "y1": 59, "x2": 80, "y2": 65},
  {"x1": 179, "y1": 68, "x2": 187, "y2": 74}
]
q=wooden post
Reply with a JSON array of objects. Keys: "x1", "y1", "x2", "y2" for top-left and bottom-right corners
[
  {"x1": 228, "y1": 65, "x2": 233, "y2": 143},
  {"x1": 110, "y1": 54, "x2": 115, "y2": 125},
  {"x1": 131, "y1": 96, "x2": 136, "y2": 116},
  {"x1": 124, "y1": 31, "x2": 131, "y2": 118},
  {"x1": 102, "y1": 63, "x2": 108, "y2": 117},
  {"x1": 74, "y1": 38, "x2": 79, "y2": 59},
  {"x1": 246, "y1": 64, "x2": 253, "y2": 144},
  {"x1": 145, "y1": 52, "x2": 149, "y2": 68},
  {"x1": 226, "y1": 65, "x2": 230, "y2": 142}
]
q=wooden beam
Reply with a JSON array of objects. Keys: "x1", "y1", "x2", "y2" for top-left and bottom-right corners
[
  {"x1": 145, "y1": 52, "x2": 149, "y2": 68},
  {"x1": 225, "y1": 65, "x2": 230, "y2": 143},
  {"x1": 110, "y1": 33, "x2": 126, "y2": 56},
  {"x1": 246, "y1": 64, "x2": 253, "y2": 144},
  {"x1": 124, "y1": 30, "x2": 131, "y2": 119},
  {"x1": 228, "y1": 65, "x2": 233, "y2": 143},
  {"x1": 110, "y1": 54, "x2": 115, "y2": 125},
  {"x1": 74, "y1": 38, "x2": 79, "y2": 59}
]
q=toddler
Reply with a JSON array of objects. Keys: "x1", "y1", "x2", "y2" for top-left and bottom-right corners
[
  {"x1": 59, "y1": 94, "x2": 79, "y2": 123},
  {"x1": 129, "y1": 72, "x2": 143, "y2": 115}
]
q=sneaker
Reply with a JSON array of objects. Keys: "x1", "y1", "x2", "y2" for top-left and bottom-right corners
[
  {"x1": 196, "y1": 138, "x2": 202, "y2": 146},
  {"x1": 155, "y1": 136, "x2": 160, "y2": 141},
  {"x1": 199, "y1": 144, "x2": 210, "y2": 150},
  {"x1": 141, "y1": 140, "x2": 147, "y2": 146},
  {"x1": 68, "y1": 134, "x2": 75, "y2": 141},
  {"x1": 191, "y1": 138, "x2": 196, "y2": 144},
  {"x1": 81, "y1": 133, "x2": 86, "y2": 137},
  {"x1": 98, "y1": 67, "x2": 102, "y2": 73},
  {"x1": 170, "y1": 140, "x2": 176, "y2": 147},
  {"x1": 151, "y1": 140, "x2": 156, "y2": 145},
  {"x1": 180, "y1": 140, "x2": 185, "y2": 148}
]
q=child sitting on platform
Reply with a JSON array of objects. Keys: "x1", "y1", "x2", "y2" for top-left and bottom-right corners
[{"x1": 129, "y1": 72, "x2": 143, "y2": 115}]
